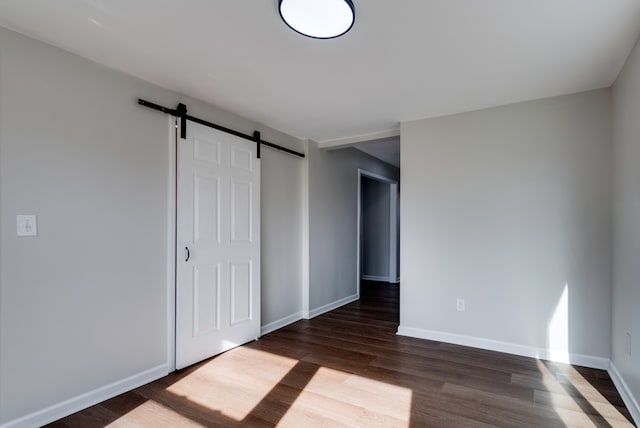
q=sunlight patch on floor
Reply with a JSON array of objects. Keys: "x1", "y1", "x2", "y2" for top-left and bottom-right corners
[
  {"x1": 535, "y1": 360, "x2": 634, "y2": 427},
  {"x1": 278, "y1": 366, "x2": 413, "y2": 427},
  {"x1": 110, "y1": 398, "x2": 205, "y2": 427},
  {"x1": 166, "y1": 347, "x2": 299, "y2": 422}
]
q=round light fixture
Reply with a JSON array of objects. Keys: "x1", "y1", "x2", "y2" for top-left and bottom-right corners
[{"x1": 279, "y1": 0, "x2": 355, "y2": 39}]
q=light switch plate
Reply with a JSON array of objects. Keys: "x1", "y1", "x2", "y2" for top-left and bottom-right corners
[{"x1": 17, "y1": 215, "x2": 37, "y2": 237}]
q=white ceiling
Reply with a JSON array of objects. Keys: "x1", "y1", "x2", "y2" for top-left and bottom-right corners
[{"x1": 0, "y1": 1, "x2": 639, "y2": 143}]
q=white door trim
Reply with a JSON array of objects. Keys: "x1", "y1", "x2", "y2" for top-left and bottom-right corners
[
  {"x1": 167, "y1": 116, "x2": 177, "y2": 372},
  {"x1": 389, "y1": 182, "x2": 399, "y2": 283},
  {"x1": 357, "y1": 168, "x2": 399, "y2": 296}
]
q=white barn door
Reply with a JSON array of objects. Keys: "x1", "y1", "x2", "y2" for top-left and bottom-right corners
[{"x1": 176, "y1": 120, "x2": 260, "y2": 370}]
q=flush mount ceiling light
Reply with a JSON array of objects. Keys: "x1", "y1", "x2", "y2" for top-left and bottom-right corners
[{"x1": 279, "y1": 0, "x2": 355, "y2": 39}]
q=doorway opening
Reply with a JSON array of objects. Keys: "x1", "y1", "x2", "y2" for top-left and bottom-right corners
[{"x1": 356, "y1": 168, "x2": 399, "y2": 297}]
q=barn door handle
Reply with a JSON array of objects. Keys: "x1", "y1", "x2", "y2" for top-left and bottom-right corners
[{"x1": 185, "y1": 246, "x2": 190, "y2": 262}]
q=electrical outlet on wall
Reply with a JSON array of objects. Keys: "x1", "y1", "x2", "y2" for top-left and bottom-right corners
[
  {"x1": 626, "y1": 332, "x2": 632, "y2": 356},
  {"x1": 16, "y1": 215, "x2": 37, "y2": 237},
  {"x1": 456, "y1": 298, "x2": 465, "y2": 312}
]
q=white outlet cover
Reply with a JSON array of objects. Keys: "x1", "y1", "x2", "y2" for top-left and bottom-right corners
[{"x1": 17, "y1": 215, "x2": 37, "y2": 236}]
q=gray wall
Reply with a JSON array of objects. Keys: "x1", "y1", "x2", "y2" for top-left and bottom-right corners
[
  {"x1": 0, "y1": 27, "x2": 304, "y2": 425},
  {"x1": 307, "y1": 142, "x2": 399, "y2": 312},
  {"x1": 361, "y1": 177, "x2": 390, "y2": 279},
  {"x1": 612, "y1": 35, "x2": 640, "y2": 413},
  {"x1": 261, "y1": 147, "x2": 303, "y2": 328},
  {"x1": 400, "y1": 89, "x2": 612, "y2": 363}
]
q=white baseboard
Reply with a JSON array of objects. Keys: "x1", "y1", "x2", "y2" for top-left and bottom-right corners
[
  {"x1": 362, "y1": 275, "x2": 390, "y2": 282},
  {"x1": 305, "y1": 293, "x2": 359, "y2": 319},
  {"x1": 1, "y1": 364, "x2": 169, "y2": 428},
  {"x1": 608, "y1": 361, "x2": 640, "y2": 425},
  {"x1": 396, "y1": 326, "x2": 610, "y2": 370},
  {"x1": 261, "y1": 312, "x2": 303, "y2": 336}
]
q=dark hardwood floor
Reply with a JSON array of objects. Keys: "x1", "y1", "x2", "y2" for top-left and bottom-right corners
[{"x1": 47, "y1": 281, "x2": 634, "y2": 427}]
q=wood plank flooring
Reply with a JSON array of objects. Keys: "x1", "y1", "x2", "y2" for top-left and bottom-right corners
[{"x1": 47, "y1": 281, "x2": 634, "y2": 427}]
